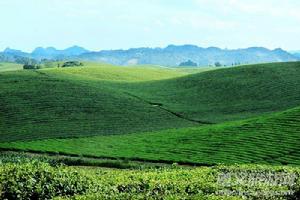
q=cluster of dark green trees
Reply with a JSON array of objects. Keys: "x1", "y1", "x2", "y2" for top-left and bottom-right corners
[
  {"x1": 61, "y1": 61, "x2": 83, "y2": 67},
  {"x1": 179, "y1": 60, "x2": 198, "y2": 67},
  {"x1": 23, "y1": 64, "x2": 41, "y2": 70}
]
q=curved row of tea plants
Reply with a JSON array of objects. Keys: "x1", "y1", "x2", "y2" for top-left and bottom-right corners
[
  {"x1": 1, "y1": 62, "x2": 300, "y2": 142},
  {"x1": 119, "y1": 62, "x2": 300, "y2": 123},
  {"x1": 0, "y1": 68, "x2": 197, "y2": 142},
  {"x1": 3, "y1": 106, "x2": 299, "y2": 165}
]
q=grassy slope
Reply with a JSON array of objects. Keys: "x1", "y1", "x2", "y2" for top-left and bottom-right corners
[
  {"x1": 44, "y1": 62, "x2": 215, "y2": 82},
  {"x1": 1, "y1": 62, "x2": 300, "y2": 162},
  {"x1": 0, "y1": 62, "x2": 23, "y2": 72},
  {"x1": 2, "y1": 106, "x2": 299, "y2": 165},
  {"x1": 0, "y1": 68, "x2": 197, "y2": 142},
  {"x1": 41, "y1": 62, "x2": 300, "y2": 124},
  {"x1": 119, "y1": 62, "x2": 300, "y2": 123}
]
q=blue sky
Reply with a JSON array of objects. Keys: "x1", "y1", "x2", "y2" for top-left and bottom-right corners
[{"x1": 0, "y1": 0, "x2": 299, "y2": 52}]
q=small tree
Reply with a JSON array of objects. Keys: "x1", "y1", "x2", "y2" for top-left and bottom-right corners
[{"x1": 215, "y1": 62, "x2": 222, "y2": 67}]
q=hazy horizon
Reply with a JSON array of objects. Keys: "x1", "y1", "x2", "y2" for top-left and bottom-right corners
[
  {"x1": 1, "y1": 44, "x2": 294, "y2": 54},
  {"x1": 0, "y1": 0, "x2": 299, "y2": 52}
]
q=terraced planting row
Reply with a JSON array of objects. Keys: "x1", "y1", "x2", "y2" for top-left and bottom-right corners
[
  {"x1": 119, "y1": 62, "x2": 300, "y2": 123},
  {"x1": 2, "y1": 106, "x2": 299, "y2": 165},
  {"x1": 0, "y1": 70, "x2": 196, "y2": 142},
  {"x1": 1, "y1": 62, "x2": 300, "y2": 166},
  {"x1": 1, "y1": 62, "x2": 300, "y2": 143}
]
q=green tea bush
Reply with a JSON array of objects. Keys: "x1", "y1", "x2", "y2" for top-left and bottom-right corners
[
  {"x1": 62, "y1": 193, "x2": 242, "y2": 200},
  {"x1": 0, "y1": 162, "x2": 94, "y2": 200},
  {"x1": 0, "y1": 152, "x2": 60, "y2": 166},
  {"x1": 67, "y1": 165, "x2": 299, "y2": 200},
  {"x1": 1, "y1": 160, "x2": 300, "y2": 200}
]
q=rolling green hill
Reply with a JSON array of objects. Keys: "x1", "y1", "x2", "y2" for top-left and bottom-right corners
[
  {"x1": 0, "y1": 69, "x2": 197, "y2": 142},
  {"x1": 1, "y1": 62, "x2": 300, "y2": 142},
  {"x1": 0, "y1": 63, "x2": 217, "y2": 142},
  {"x1": 44, "y1": 62, "x2": 214, "y2": 82},
  {"x1": 119, "y1": 62, "x2": 300, "y2": 123},
  {"x1": 1, "y1": 106, "x2": 299, "y2": 165},
  {"x1": 0, "y1": 62, "x2": 300, "y2": 166},
  {"x1": 36, "y1": 62, "x2": 300, "y2": 124}
]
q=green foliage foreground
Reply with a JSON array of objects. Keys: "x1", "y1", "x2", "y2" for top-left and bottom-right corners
[
  {"x1": 0, "y1": 161, "x2": 299, "y2": 200},
  {"x1": 0, "y1": 162, "x2": 93, "y2": 200}
]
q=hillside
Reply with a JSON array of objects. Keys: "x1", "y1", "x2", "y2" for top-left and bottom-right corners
[
  {"x1": 120, "y1": 62, "x2": 300, "y2": 123},
  {"x1": 0, "y1": 66, "x2": 200, "y2": 142},
  {"x1": 1, "y1": 62, "x2": 300, "y2": 143},
  {"x1": 1, "y1": 106, "x2": 299, "y2": 165},
  {"x1": 44, "y1": 62, "x2": 212, "y2": 82}
]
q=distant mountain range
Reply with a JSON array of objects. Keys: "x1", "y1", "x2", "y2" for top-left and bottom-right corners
[
  {"x1": 79, "y1": 45, "x2": 299, "y2": 66},
  {"x1": 0, "y1": 46, "x2": 89, "y2": 63},
  {"x1": 31, "y1": 46, "x2": 89, "y2": 60},
  {"x1": 0, "y1": 45, "x2": 299, "y2": 66},
  {"x1": 290, "y1": 51, "x2": 300, "y2": 59}
]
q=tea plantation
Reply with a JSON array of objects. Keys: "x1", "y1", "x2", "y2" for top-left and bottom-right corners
[
  {"x1": 1, "y1": 62, "x2": 300, "y2": 143},
  {"x1": 2, "y1": 105, "x2": 299, "y2": 165},
  {"x1": 1, "y1": 61, "x2": 300, "y2": 199}
]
